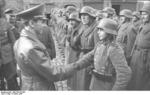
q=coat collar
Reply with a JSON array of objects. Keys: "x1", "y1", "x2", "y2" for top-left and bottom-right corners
[{"x1": 20, "y1": 26, "x2": 39, "y2": 42}]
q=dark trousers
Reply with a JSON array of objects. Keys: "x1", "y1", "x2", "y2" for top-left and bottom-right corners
[{"x1": 0, "y1": 62, "x2": 19, "y2": 90}]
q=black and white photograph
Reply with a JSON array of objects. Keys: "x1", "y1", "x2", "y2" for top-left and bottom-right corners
[{"x1": 0, "y1": 0, "x2": 150, "y2": 94}]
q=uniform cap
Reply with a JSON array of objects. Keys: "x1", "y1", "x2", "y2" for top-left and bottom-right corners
[
  {"x1": 16, "y1": 4, "x2": 44, "y2": 20},
  {"x1": 4, "y1": 9, "x2": 13, "y2": 14}
]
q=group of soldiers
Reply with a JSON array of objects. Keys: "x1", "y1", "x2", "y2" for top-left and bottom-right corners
[{"x1": 1, "y1": 0, "x2": 150, "y2": 91}]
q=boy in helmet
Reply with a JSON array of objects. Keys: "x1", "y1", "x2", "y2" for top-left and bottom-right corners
[{"x1": 72, "y1": 18, "x2": 132, "y2": 90}]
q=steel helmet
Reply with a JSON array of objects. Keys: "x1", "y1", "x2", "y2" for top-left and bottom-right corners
[
  {"x1": 132, "y1": 11, "x2": 141, "y2": 19},
  {"x1": 68, "y1": 12, "x2": 80, "y2": 22},
  {"x1": 97, "y1": 18, "x2": 118, "y2": 35},
  {"x1": 80, "y1": 6, "x2": 96, "y2": 17},
  {"x1": 140, "y1": 1, "x2": 150, "y2": 14},
  {"x1": 120, "y1": 9, "x2": 133, "y2": 18},
  {"x1": 96, "y1": 10, "x2": 104, "y2": 18},
  {"x1": 66, "y1": 6, "x2": 77, "y2": 13},
  {"x1": 103, "y1": 7, "x2": 116, "y2": 15}
]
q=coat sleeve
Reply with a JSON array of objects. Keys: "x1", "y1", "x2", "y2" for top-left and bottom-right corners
[
  {"x1": 28, "y1": 47, "x2": 76, "y2": 82},
  {"x1": 109, "y1": 46, "x2": 132, "y2": 90},
  {"x1": 47, "y1": 27, "x2": 56, "y2": 59},
  {"x1": 74, "y1": 50, "x2": 94, "y2": 70}
]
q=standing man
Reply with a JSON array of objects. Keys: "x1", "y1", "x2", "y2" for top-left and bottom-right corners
[
  {"x1": 65, "y1": 12, "x2": 82, "y2": 90},
  {"x1": 14, "y1": 4, "x2": 76, "y2": 90},
  {"x1": 116, "y1": 9, "x2": 134, "y2": 62},
  {"x1": 0, "y1": 2, "x2": 19, "y2": 90},
  {"x1": 128, "y1": 2, "x2": 150, "y2": 90}
]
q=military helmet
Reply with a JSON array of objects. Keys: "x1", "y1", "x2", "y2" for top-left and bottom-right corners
[
  {"x1": 97, "y1": 18, "x2": 118, "y2": 35},
  {"x1": 16, "y1": 4, "x2": 44, "y2": 20},
  {"x1": 96, "y1": 10, "x2": 104, "y2": 18},
  {"x1": 103, "y1": 7, "x2": 116, "y2": 15},
  {"x1": 120, "y1": 9, "x2": 133, "y2": 18},
  {"x1": 140, "y1": 1, "x2": 150, "y2": 14},
  {"x1": 132, "y1": 11, "x2": 141, "y2": 19},
  {"x1": 66, "y1": 6, "x2": 77, "y2": 13},
  {"x1": 80, "y1": 6, "x2": 96, "y2": 17},
  {"x1": 68, "y1": 12, "x2": 80, "y2": 22}
]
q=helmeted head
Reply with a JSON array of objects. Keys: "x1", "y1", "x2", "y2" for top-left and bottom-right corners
[
  {"x1": 120, "y1": 9, "x2": 132, "y2": 18},
  {"x1": 80, "y1": 6, "x2": 96, "y2": 25},
  {"x1": 65, "y1": 6, "x2": 77, "y2": 18},
  {"x1": 68, "y1": 12, "x2": 80, "y2": 22},
  {"x1": 68, "y1": 12, "x2": 80, "y2": 28},
  {"x1": 80, "y1": 6, "x2": 96, "y2": 18},
  {"x1": 119, "y1": 9, "x2": 132, "y2": 24},
  {"x1": 140, "y1": 1, "x2": 150, "y2": 15},
  {"x1": 97, "y1": 18, "x2": 118, "y2": 35},
  {"x1": 97, "y1": 18, "x2": 118, "y2": 41},
  {"x1": 140, "y1": 1, "x2": 150, "y2": 23},
  {"x1": 96, "y1": 10, "x2": 104, "y2": 21},
  {"x1": 132, "y1": 11, "x2": 141, "y2": 22},
  {"x1": 102, "y1": 7, "x2": 116, "y2": 18}
]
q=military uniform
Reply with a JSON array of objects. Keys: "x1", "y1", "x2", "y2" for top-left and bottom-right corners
[
  {"x1": 14, "y1": 4, "x2": 76, "y2": 90},
  {"x1": 37, "y1": 25, "x2": 56, "y2": 59},
  {"x1": 129, "y1": 23, "x2": 150, "y2": 90},
  {"x1": 0, "y1": 17, "x2": 19, "y2": 90},
  {"x1": 74, "y1": 41, "x2": 132, "y2": 90}
]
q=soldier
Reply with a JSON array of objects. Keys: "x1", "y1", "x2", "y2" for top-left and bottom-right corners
[
  {"x1": 116, "y1": 9, "x2": 134, "y2": 62},
  {"x1": 0, "y1": 0, "x2": 19, "y2": 90},
  {"x1": 5, "y1": 9, "x2": 21, "y2": 40},
  {"x1": 14, "y1": 4, "x2": 77, "y2": 90},
  {"x1": 65, "y1": 12, "x2": 82, "y2": 90},
  {"x1": 72, "y1": 18, "x2": 132, "y2": 90},
  {"x1": 76, "y1": 6, "x2": 98, "y2": 90},
  {"x1": 33, "y1": 15, "x2": 56, "y2": 60},
  {"x1": 132, "y1": 11, "x2": 141, "y2": 32},
  {"x1": 128, "y1": 2, "x2": 150, "y2": 90}
]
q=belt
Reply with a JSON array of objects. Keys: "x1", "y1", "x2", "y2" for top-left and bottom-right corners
[
  {"x1": 135, "y1": 47, "x2": 150, "y2": 52},
  {"x1": 81, "y1": 48, "x2": 92, "y2": 53},
  {"x1": 92, "y1": 70, "x2": 113, "y2": 82}
]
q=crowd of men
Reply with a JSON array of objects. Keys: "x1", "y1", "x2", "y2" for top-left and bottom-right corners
[{"x1": 0, "y1": 0, "x2": 150, "y2": 91}]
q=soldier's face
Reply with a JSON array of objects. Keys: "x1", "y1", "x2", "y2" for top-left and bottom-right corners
[
  {"x1": 69, "y1": 20, "x2": 78, "y2": 28},
  {"x1": 119, "y1": 16, "x2": 126, "y2": 24},
  {"x1": 141, "y1": 12, "x2": 149, "y2": 23},
  {"x1": 81, "y1": 14, "x2": 90, "y2": 25},
  {"x1": 132, "y1": 16, "x2": 138, "y2": 22},
  {"x1": 97, "y1": 28, "x2": 107, "y2": 40}
]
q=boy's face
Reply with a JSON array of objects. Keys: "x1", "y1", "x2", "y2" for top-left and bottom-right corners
[{"x1": 97, "y1": 28, "x2": 107, "y2": 40}]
